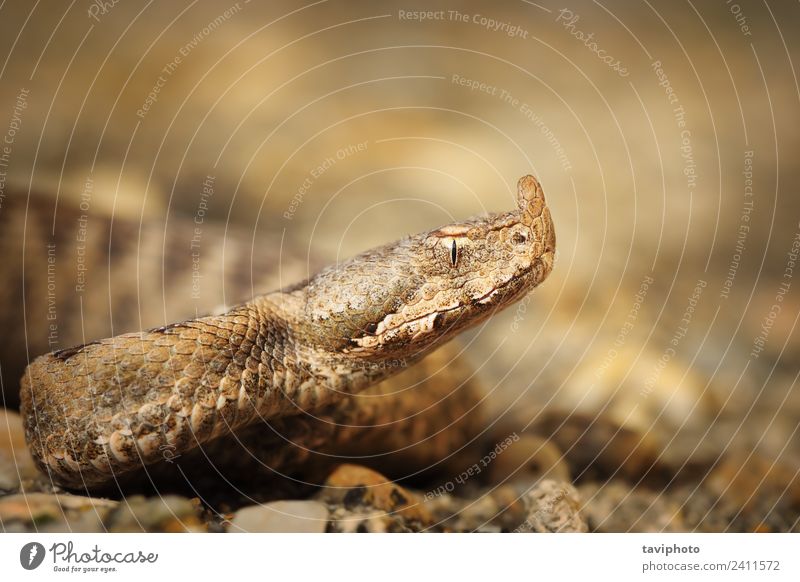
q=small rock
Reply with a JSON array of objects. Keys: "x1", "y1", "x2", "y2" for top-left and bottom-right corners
[
  {"x1": 578, "y1": 481, "x2": 686, "y2": 532},
  {"x1": 0, "y1": 493, "x2": 117, "y2": 532},
  {"x1": 0, "y1": 409, "x2": 39, "y2": 492},
  {"x1": 672, "y1": 485, "x2": 731, "y2": 532},
  {"x1": 705, "y1": 454, "x2": 800, "y2": 508},
  {"x1": 228, "y1": 500, "x2": 328, "y2": 533},
  {"x1": 533, "y1": 412, "x2": 665, "y2": 482},
  {"x1": 0, "y1": 458, "x2": 19, "y2": 492},
  {"x1": 102, "y1": 495, "x2": 205, "y2": 532},
  {"x1": 431, "y1": 486, "x2": 522, "y2": 532},
  {"x1": 488, "y1": 434, "x2": 570, "y2": 485},
  {"x1": 320, "y1": 464, "x2": 433, "y2": 524},
  {"x1": 318, "y1": 464, "x2": 434, "y2": 532},
  {"x1": 549, "y1": 344, "x2": 721, "y2": 461},
  {"x1": 695, "y1": 454, "x2": 800, "y2": 532},
  {"x1": 511, "y1": 480, "x2": 587, "y2": 532},
  {"x1": 427, "y1": 480, "x2": 586, "y2": 532}
]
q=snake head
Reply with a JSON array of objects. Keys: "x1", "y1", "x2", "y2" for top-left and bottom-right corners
[{"x1": 303, "y1": 175, "x2": 555, "y2": 362}]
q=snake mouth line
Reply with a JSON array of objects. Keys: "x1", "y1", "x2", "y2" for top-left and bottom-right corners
[{"x1": 347, "y1": 273, "x2": 532, "y2": 352}]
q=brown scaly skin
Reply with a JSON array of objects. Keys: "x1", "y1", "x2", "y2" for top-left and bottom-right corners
[
  {"x1": 20, "y1": 175, "x2": 555, "y2": 490},
  {"x1": 184, "y1": 342, "x2": 487, "y2": 488}
]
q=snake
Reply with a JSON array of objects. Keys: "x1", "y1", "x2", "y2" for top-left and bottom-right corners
[{"x1": 17, "y1": 175, "x2": 555, "y2": 491}]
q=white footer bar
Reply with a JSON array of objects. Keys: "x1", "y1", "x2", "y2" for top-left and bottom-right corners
[{"x1": 1, "y1": 533, "x2": 797, "y2": 581}]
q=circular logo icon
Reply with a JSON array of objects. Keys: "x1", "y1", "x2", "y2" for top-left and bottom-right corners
[{"x1": 19, "y1": 542, "x2": 46, "y2": 570}]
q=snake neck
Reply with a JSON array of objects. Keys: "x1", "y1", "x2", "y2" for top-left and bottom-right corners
[{"x1": 242, "y1": 291, "x2": 418, "y2": 420}]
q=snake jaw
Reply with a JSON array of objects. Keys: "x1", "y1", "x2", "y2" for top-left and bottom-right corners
[{"x1": 347, "y1": 311, "x2": 443, "y2": 352}]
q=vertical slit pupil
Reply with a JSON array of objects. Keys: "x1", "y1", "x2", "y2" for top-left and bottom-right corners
[{"x1": 451, "y1": 239, "x2": 458, "y2": 266}]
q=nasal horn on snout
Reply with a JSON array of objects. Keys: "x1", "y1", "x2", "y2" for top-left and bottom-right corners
[{"x1": 516, "y1": 174, "x2": 546, "y2": 225}]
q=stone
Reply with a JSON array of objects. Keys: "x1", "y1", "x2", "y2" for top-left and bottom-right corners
[
  {"x1": 317, "y1": 464, "x2": 434, "y2": 532},
  {"x1": 691, "y1": 454, "x2": 800, "y2": 532},
  {"x1": 0, "y1": 493, "x2": 117, "y2": 532},
  {"x1": 547, "y1": 344, "x2": 721, "y2": 466},
  {"x1": 533, "y1": 412, "x2": 665, "y2": 482},
  {"x1": 488, "y1": 434, "x2": 571, "y2": 485},
  {"x1": 321, "y1": 464, "x2": 432, "y2": 522},
  {"x1": 229, "y1": 500, "x2": 328, "y2": 533},
  {"x1": 0, "y1": 409, "x2": 39, "y2": 492},
  {"x1": 578, "y1": 481, "x2": 686, "y2": 532},
  {"x1": 425, "y1": 480, "x2": 587, "y2": 533},
  {"x1": 102, "y1": 495, "x2": 205, "y2": 532},
  {"x1": 510, "y1": 480, "x2": 587, "y2": 532}
]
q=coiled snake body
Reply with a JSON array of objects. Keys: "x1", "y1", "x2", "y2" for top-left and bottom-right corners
[{"x1": 19, "y1": 176, "x2": 555, "y2": 490}]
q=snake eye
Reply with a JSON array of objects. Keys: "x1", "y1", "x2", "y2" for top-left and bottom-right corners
[
  {"x1": 450, "y1": 239, "x2": 458, "y2": 267},
  {"x1": 512, "y1": 232, "x2": 528, "y2": 245}
]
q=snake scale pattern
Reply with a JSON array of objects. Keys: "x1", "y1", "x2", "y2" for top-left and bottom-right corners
[{"x1": 18, "y1": 175, "x2": 555, "y2": 491}]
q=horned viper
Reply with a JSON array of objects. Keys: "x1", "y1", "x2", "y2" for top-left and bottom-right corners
[{"x1": 16, "y1": 175, "x2": 555, "y2": 490}]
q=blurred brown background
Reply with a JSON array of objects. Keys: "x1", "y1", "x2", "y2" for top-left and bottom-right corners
[{"x1": 0, "y1": 0, "x2": 798, "y2": 481}]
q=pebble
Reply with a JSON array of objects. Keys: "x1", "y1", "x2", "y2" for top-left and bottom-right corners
[
  {"x1": 691, "y1": 454, "x2": 800, "y2": 532},
  {"x1": 424, "y1": 479, "x2": 587, "y2": 533},
  {"x1": 0, "y1": 493, "x2": 117, "y2": 532},
  {"x1": 228, "y1": 500, "x2": 328, "y2": 533},
  {"x1": 488, "y1": 433, "x2": 571, "y2": 485},
  {"x1": 551, "y1": 344, "x2": 721, "y2": 458},
  {"x1": 516, "y1": 480, "x2": 588, "y2": 533},
  {"x1": 0, "y1": 409, "x2": 39, "y2": 492},
  {"x1": 102, "y1": 495, "x2": 205, "y2": 532},
  {"x1": 317, "y1": 464, "x2": 435, "y2": 532},
  {"x1": 0, "y1": 490, "x2": 204, "y2": 532},
  {"x1": 533, "y1": 412, "x2": 664, "y2": 482},
  {"x1": 578, "y1": 481, "x2": 686, "y2": 532},
  {"x1": 1, "y1": 402, "x2": 794, "y2": 533}
]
